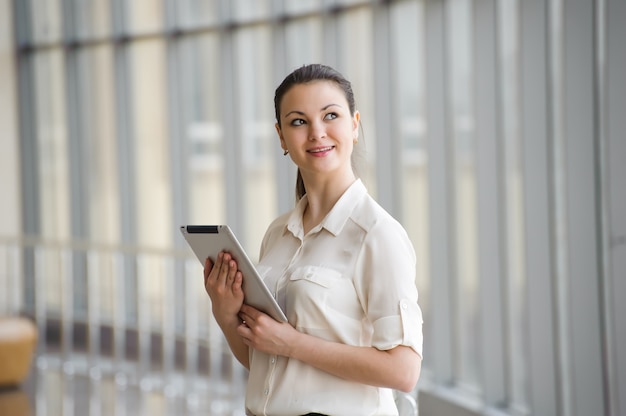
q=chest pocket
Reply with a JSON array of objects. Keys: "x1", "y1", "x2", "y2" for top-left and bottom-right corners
[
  {"x1": 287, "y1": 265, "x2": 363, "y2": 331},
  {"x1": 288, "y1": 265, "x2": 341, "y2": 288}
]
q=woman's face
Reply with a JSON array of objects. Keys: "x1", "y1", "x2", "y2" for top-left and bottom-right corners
[{"x1": 276, "y1": 80, "x2": 360, "y2": 182}]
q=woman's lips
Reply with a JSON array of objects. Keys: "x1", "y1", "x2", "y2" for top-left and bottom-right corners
[{"x1": 307, "y1": 146, "x2": 335, "y2": 155}]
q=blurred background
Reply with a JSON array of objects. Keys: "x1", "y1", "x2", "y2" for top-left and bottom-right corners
[{"x1": 0, "y1": 0, "x2": 624, "y2": 415}]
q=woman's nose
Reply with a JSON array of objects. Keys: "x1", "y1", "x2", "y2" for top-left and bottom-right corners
[{"x1": 308, "y1": 120, "x2": 326, "y2": 140}]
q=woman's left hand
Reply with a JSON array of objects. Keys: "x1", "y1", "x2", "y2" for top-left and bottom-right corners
[{"x1": 237, "y1": 304, "x2": 297, "y2": 357}]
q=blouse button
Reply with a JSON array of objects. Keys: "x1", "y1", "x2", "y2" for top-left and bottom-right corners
[
  {"x1": 270, "y1": 356, "x2": 276, "y2": 364},
  {"x1": 264, "y1": 388, "x2": 269, "y2": 396},
  {"x1": 401, "y1": 301, "x2": 408, "y2": 309}
]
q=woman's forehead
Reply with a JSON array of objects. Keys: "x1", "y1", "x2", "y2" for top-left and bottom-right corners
[{"x1": 281, "y1": 81, "x2": 347, "y2": 111}]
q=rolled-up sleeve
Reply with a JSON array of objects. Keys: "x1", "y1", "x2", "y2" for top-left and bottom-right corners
[
  {"x1": 371, "y1": 299, "x2": 423, "y2": 357},
  {"x1": 354, "y1": 218, "x2": 424, "y2": 358}
]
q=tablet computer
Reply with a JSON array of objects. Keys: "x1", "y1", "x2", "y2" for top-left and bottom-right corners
[{"x1": 180, "y1": 225, "x2": 288, "y2": 322}]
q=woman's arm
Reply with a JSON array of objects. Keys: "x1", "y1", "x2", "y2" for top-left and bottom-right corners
[
  {"x1": 289, "y1": 332, "x2": 421, "y2": 392},
  {"x1": 237, "y1": 305, "x2": 422, "y2": 392},
  {"x1": 204, "y1": 253, "x2": 250, "y2": 369}
]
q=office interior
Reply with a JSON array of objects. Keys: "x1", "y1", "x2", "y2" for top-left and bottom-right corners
[{"x1": 0, "y1": 0, "x2": 624, "y2": 415}]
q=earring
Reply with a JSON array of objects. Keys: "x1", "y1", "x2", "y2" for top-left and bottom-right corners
[{"x1": 283, "y1": 149, "x2": 289, "y2": 156}]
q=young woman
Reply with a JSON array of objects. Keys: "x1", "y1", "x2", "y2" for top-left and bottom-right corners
[{"x1": 204, "y1": 64, "x2": 423, "y2": 416}]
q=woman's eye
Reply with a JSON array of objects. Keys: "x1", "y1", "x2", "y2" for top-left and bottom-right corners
[
  {"x1": 324, "y1": 112, "x2": 338, "y2": 120},
  {"x1": 290, "y1": 119, "x2": 305, "y2": 126}
]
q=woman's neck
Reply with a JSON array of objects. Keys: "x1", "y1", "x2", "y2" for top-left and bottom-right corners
[{"x1": 301, "y1": 172, "x2": 356, "y2": 234}]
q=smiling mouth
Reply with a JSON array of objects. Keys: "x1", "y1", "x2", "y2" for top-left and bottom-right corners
[{"x1": 307, "y1": 146, "x2": 335, "y2": 154}]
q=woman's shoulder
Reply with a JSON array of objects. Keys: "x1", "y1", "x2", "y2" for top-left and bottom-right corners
[
  {"x1": 261, "y1": 210, "x2": 292, "y2": 242},
  {"x1": 266, "y1": 210, "x2": 291, "y2": 232},
  {"x1": 351, "y1": 192, "x2": 407, "y2": 235}
]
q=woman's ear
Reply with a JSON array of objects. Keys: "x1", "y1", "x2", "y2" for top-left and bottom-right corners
[
  {"x1": 353, "y1": 111, "x2": 360, "y2": 138},
  {"x1": 275, "y1": 122, "x2": 286, "y2": 150}
]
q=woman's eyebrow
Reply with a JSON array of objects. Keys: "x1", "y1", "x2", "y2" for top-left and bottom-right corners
[
  {"x1": 284, "y1": 110, "x2": 305, "y2": 118},
  {"x1": 284, "y1": 103, "x2": 343, "y2": 118}
]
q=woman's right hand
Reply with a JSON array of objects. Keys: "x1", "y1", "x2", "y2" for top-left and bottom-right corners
[{"x1": 204, "y1": 252, "x2": 245, "y2": 325}]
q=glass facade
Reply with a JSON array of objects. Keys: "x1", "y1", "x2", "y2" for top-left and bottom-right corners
[{"x1": 1, "y1": 0, "x2": 625, "y2": 415}]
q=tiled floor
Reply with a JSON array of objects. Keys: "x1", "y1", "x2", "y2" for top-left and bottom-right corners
[
  {"x1": 1, "y1": 354, "x2": 420, "y2": 415},
  {"x1": 0, "y1": 354, "x2": 247, "y2": 416}
]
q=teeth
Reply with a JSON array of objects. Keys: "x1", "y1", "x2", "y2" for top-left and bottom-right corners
[{"x1": 309, "y1": 146, "x2": 333, "y2": 153}]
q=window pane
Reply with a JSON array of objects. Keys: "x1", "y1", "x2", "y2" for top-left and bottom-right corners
[
  {"x1": 447, "y1": 0, "x2": 480, "y2": 392},
  {"x1": 285, "y1": 0, "x2": 323, "y2": 15},
  {"x1": 285, "y1": 17, "x2": 323, "y2": 68},
  {"x1": 30, "y1": 0, "x2": 64, "y2": 44},
  {"x1": 34, "y1": 48, "x2": 70, "y2": 314},
  {"x1": 337, "y1": 8, "x2": 377, "y2": 195},
  {"x1": 73, "y1": 0, "x2": 112, "y2": 40},
  {"x1": 129, "y1": 39, "x2": 172, "y2": 248},
  {"x1": 34, "y1": 49, "x2": 70, "y2": 241},
  {"x1": 234, "y1": 26, "x2": 276, "y2": 258},
  {"x1": 176, "y1": 0, "x2": 219, "y2": 27},
  {"x1": 230, "y1": 0, "x2": 271, "y2": 23},
  {"x1": 78, "y1": 45, "x2": 120, "y2": 324},
  {"x1": 127, "y1": 0, "x2": 164, "y2": 34},
  {"x1": 81, "y1": 45, "x2": 120, "y2": 244},
  {"x1": 336, "y1": 0, "x2": 370, "y2": 6},
  {"x1": 180, "y1": 34, "x2": 226, "y2": 225}
]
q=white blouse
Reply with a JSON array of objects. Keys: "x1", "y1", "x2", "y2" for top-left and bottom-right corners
[{"x1": 245, "y1": 179, "x2": 424, "y2": 416}]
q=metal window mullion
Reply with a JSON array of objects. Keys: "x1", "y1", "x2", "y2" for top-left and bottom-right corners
[
  {"x1": 424, "y1": 0, "x2": 456, "y2": 384},
  {"x1": 14, "y1": 0, "x2": 32, "y2": 46},
  {"x1": 163, "y1": 0, "x2": 187, "y2": 335},
  {"x1": 163, "y1": 0, "x2": 178, "y2": 30},
  {"x1": 561, "y1": 0, "x2": 607, "y2": 415},
  {"x1": 61, "y1": 0, "x2": 78, "y2": 42},
  {"x1": 322, "y1": 9, "x2": 339, "y2": 68},
  {"x1": 111, "y1": 0, "x2": 128, "y2": 36},
  {"x1": 271, "y1": 18, "x2": 295, "y2": 212},
  {"x1": 546, "y1": 0, "x2": 572, "y2": 414},
  {"x1": 15, "y1": 0, "x2": 39, "y2": 312},
  {"x1": 164, "y1": 0, "x2": 186, "y2": 239},
  {"x1": 473, "y1": 0, "x2": 507, "y2": 407},
  {"x1": 220, "y1": 32, "x2": 245, "y2": 236},
  {"x1": 603, "y1": 1, "x2": 626, "y2": 415},
  {"x1": 217, "y1": 0, "x2": 244, "y2": 235},
  {"x1": 372, "y1": 2, "x2": 401, "y2": 218},
  {"x1": 111, "y1": 32, "x2": 136, "y2": 245},
  {"x1": 111, "y1": 0, "x2": 138, "y2": 325},
  {"x1": 519, "y1": 1, "x2": 559, "y2": 415},
  {"x1": 15, "y1": 1, "x2": 38, "y2": 231},
  {"x1": 594, "y1": 0, "x2": 616, "y2": 414},
  {"x1": 65, "y1": 45, "x2": 91, "y2": 316}
]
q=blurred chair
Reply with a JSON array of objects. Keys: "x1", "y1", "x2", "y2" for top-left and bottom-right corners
[
  {"x1": 395, "y1": 390, "x2": 418, "y2": 416},
  {"x1": 0, "y1": 317, "x2": 37, "y2": 387},
  {"x1": 0, "y1": 389, "x2": 30, "y2": 416}
]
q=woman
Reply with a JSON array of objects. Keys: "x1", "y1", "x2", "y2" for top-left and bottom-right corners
[{"x1": 204, "y1": 64, "x2": 423, "y2": 416}]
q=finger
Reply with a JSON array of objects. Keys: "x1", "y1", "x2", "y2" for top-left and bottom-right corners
[
  {"x1": 238, "y1": 311, "x2": 251, "y2": 324},
  {"x1": 232, "y1": 271, "x2": 243, "y2": 291},
  {"x1": 203, "y1": 257, "x2": 214, "y2": 285},
  {"x1": 217, "y1": 252, "x2": 231, "y2": 285},
  {"x1": 237, "y1": 322, "x2": 253, "y2": 339},
  {"x1": 226, "y1": 258, "x2": 238, "y2": 283},
  {"x1": 208, "y1": 252, "x2": 223, "y2": 280},
  {"x1": 240, "y1": 304, "x2": 262, "y2": 319}
]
